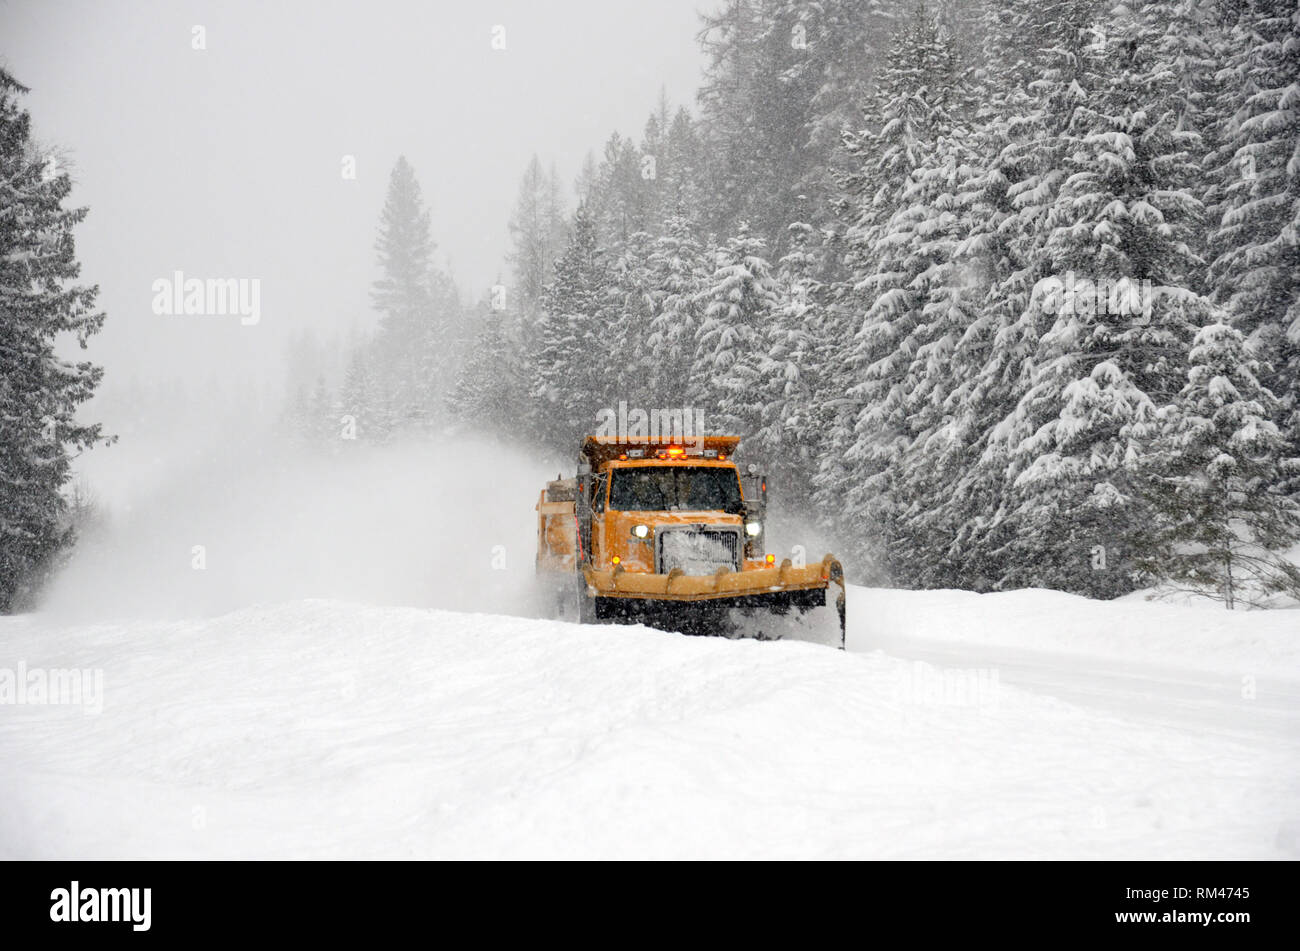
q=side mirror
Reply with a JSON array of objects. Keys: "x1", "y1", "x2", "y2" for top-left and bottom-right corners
[
  {"x1": 741, "y1": 473, "x2": 767, "y2": 560},
  {"x1": 741, "y1": 472, "x2": 767, "y2": 514}
]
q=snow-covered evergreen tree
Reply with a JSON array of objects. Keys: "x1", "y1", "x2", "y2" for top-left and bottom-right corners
[
  {"x1": 879, "y1": 140, "x2": 984, "y2": 586},
  {"x1": 986, "y1": 5, "x2": 1216, "y2": 597},
  {"x1": 337, "y1": 348, "x2": 392, "y2": 444},
  {"x1": 819, "y1": 3, "x2": 973, "y2": 578},
  {"x1": 750, "y1": 222, "x2": 836, "y2": 493},
  {"x1": 694, "y1": 225, "x2": 780, "y2": 434},
  {"x1": 506, "y1": 155, "x2": 569, "y2": 316},
  {"x1": 0, "y1": 68, "x2": 109, "y2": 610},
  {"x1": 697, "y1": 0, "x2": 897, "y2": 249},
  {"x1": 662, "y1": 107, "x2": 706, "y2": 224},
  {"x1": 1141, "y1": 322, "x2": 1300, "y2": 607},
  {"x1": 531, "y1": 207, "x2": 614, "y2": 447},
  {"x1": 643, "y1": 216, "x2": 709, "y2": 405},
  {"x1": 1205, "y1": 0, "x2": 1300, "y2": 492},
  {"x1": 607, "y1": 230, "x2": 657, "y2": 409},
  {"x1": 583, "y1": 133, "x2": 653, "y2": 245},
  {"x1": 448, "y1": 298, "x2": 529, "y2": 435},
  {"x1": 924, "y1": 0, "x2": 1108, "y2": 589},
  {"x1": 371, "y1": 157, "x2": 433, "y2": 348},
  {"x1": 370, "y1": 156, "x2": 458, "y2": 431}
]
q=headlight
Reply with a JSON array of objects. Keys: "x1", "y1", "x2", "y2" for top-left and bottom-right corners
[
  {"x1": 632, "y1": 524, "x2": 650, "y2": 538},
  {"x1": 745, "y1": 521, "x2": 762, "y2": 536}
]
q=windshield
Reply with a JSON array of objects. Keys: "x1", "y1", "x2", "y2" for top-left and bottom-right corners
[{"x1": 609, "y1": 466, "x2": 743, "y2": 513}]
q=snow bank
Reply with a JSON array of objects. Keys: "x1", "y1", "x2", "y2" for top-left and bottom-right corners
[
  {"x1": 1, "y1": 600, "x2": 1294, "y2": 859},
  {"x1": 853, "y1": 585, "x2": 1300, "y2": 678}
]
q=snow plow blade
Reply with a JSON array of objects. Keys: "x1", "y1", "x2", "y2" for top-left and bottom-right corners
[{"x1": 582, "y1": 555, "x2": 846, "y2": 649}]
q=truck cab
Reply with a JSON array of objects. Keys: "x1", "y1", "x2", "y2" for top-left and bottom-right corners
[{"x1": 578, "y1": 438, "x2": 771, "y2": 576}]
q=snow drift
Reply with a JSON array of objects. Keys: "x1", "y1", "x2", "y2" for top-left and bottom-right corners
[{"x1": 1, "y1": 592, "x2": 1295, "y2": 859}]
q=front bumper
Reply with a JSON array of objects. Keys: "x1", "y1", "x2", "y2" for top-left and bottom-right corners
[{"x1": 582, "y1": 553, "x2": 844, "y2": 603}]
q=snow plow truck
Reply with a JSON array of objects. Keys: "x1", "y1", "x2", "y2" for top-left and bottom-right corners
[{"x1": 536, "y1": 435, "x2": 846, "y2": 648}]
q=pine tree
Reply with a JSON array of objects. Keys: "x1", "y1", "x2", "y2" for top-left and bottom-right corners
[
  {"x1": 694, "y1": 224, "x2": 780, "y2": 434},
  {"x1": 372, "y1": 156, "x2": 434, "y2": 348},
  {"x1": 1205, "y1": 0, "x2": 1300, "y2": 492},
  {"x1": 607, "y1": 230, "x2": 657, "y2": 409},
  {"x1": 410, "y1": 268, "x2": 463, "y2": 432},
  {"x1": 786, "y1": 0, "x2": 898, "y2": 214},
  {"x1": 881, "y1": 140, "x2": 984, "y2": 587},
  {"x1": 337, "y1": 349, "x2": 391, "y2": 444},
  {"x1": 574, "y1": 151, "x2": 600, "y2": 206},
  {"x1": 637, "y1": 91, "x2": 673, "y2": 235},
  {"x1": 644, "y1": 215, "x2": 709, "y2": 404},
  {"x1": 506, "y1": 155, "x2": 569, "y2": 316},
  {"x1": 662, "y1": 107, "x2": 706, "y2": 222},
  {"x1": 531, "y1": 207, "x2": 613, "y2": 447},
  {"x1": 584, "y1": 133, "x2": 651, "y2": 245},
  {"x1": 987, "y1": 5, "x2": 1216, "y2": 597},
  {"x1": 282, "y1": 329, "x2": 344, "y2": 444},
  {"x1": 696, "y1": 0, "x2": 769, "y2": 240},
  {"x1": 696, "y1": 0, "x2": 898, "y2": 249},
  {"x1": 449, "y1": 298, "x2": 527, "y2": 434},
  {"x1": 819, "y1": 3, "x2": 972, "y2": 579},
  {"x1": 936, "y1": 0, "x2": 1105, "y2": 589},
  {"x1": 0, "y1": 68, "x2": 109, "y2": 610},
  {"x1": 750, "y1": 222, "x2": 834, "y2": 492},
  {"x1": 370, "y1": 156, "x2": 457, "y2": 431},
  {"x1": 1140, "y1": 323, "x2": 1300, "y2": 607}
]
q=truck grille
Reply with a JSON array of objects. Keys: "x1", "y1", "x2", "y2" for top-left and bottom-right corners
[{"x1": 656, "y1": 527, "x2": 741, "y2": 575}]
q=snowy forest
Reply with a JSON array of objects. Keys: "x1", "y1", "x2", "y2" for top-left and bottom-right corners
[
  {"x1": 6, "y1": 0, "x2": 1300, "y2": 609},
  {"x1": 297, "y1": 0, "x2": 1300, "y2": 604}
]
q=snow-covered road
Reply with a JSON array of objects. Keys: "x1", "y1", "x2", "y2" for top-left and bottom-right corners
[
  {"x1": 854, "y1": 588, "x2": 1300, "y2": 745},
  {"x1": 866, "y1": 634, "x2": 1300, "y2": 744},
  {"x1": 1, "y1": 587, "x2": 1296, "y2": 859}
]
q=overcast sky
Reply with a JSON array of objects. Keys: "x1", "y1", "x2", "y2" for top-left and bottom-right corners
[{"x1": 2, "y1": 0, "x2": 710, "y2": 388}]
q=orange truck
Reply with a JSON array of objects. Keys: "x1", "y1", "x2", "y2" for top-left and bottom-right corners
[{"x1": 536, "y1": 435, "x2": 846, "y2": 647}]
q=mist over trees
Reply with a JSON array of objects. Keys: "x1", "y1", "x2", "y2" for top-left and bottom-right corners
[
  {"x1": 290, "y1": 156, "x2": 468, "y2": 445},
  {"x1": 301, "y1": 0, "x2": 1299, "y2": 605}
]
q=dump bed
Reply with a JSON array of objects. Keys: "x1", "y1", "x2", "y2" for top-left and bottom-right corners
[{"x1": 536, "y1": 477, "x2": 578, "y2": 573}]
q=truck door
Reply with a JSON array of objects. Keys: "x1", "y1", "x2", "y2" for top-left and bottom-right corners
[{"x1": 591, "y1": 471, "x2": 609, "y2": 565}]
